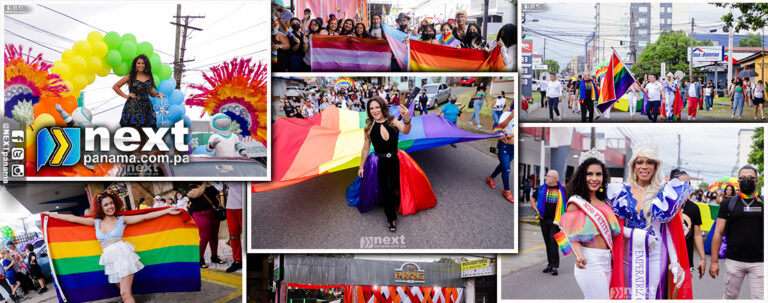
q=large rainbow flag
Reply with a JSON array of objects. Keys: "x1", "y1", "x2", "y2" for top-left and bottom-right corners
[
  {"x1": 43, "y1": 208, "x2": 200, "y2": 303},
  {"x1": 310, "y1": 35, "x2": 392, "y2": 71},
  {"x1": 596, "y1": 50, "x2": 636, "y2": 113},
  {"x1": 252, "y1": 106, "x2": 499, "y2": 192},
  {"x1": 409, "y1": 40, "x2": 506, "y2": 72}
]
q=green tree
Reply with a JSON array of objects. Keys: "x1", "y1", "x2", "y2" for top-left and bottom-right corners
[
  {"x1": 631, "y1": 31, "x2": 713, "y2": 77},
  {"x1": 748, "y1": 127, "x2": 764, "y2": 192},
  {"x1": 699, "y1": 182, "x2": 709, "y2": 191},
  {"x1": 739, "y1": 33, "x2": 763, "y2": 47},
  {"x1": 715, "y1": 3, "x2": 768, "y2": 32},
  {"x1": 544, "y1": 59, "x2": 559, "y2": 75}
]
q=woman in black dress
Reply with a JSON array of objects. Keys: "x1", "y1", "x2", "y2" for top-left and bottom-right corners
[
  {"x1": 113, "y1": 54, "x2": 164, "y2": 128},
  {"x1": 358, "y1": 96, "x2": 411, "y2": 232}
]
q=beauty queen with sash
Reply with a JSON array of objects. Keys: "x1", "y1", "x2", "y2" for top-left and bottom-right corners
[
  {"x1": 561, "y1": 148, "x2": 622, "y2": 299},
  {"x1": 606, "y1": 141, "x2": 693, "y2": 299}
]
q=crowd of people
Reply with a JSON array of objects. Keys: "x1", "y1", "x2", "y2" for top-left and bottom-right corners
[
  {"x1": 524, "y1": 142, "x2": 763, "y2": 299},
  {"x1": 535, "y1": 72, "x2": 766, "y2": 122},
  {"x1": 271, "y1": 2, "x2": 516, "y2": 71},
  {"x1": 1, "y1": 241, "x2": 47, "y2": 302}
]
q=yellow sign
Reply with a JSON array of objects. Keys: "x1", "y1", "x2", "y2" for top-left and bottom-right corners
[{"x1": 461, "y1": 259, "x2": 490, "y2": 271}]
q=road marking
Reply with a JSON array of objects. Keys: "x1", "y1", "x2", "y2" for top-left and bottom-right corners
[
  {"x1": 502, "y1": 243, "x2": 546, "y2": 258},
  {"x1": 201, "y1": 269, "x2": 242, "y2": 289},
  {"x1": 214, "y1": 289, "x2": 243, "y2": 303}
]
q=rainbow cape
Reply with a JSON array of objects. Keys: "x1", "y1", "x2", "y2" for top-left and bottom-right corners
[
  {"x1": 535, "y1": 183, "x2": 566, "y2": 223},
  {"x1": 252, "y1": 106, "x2": 498, "y2": 192},
  {"x1": 43, "y1": 208, "x2": 200, "y2": 303},
  {"x1": 409, "y1": 40, "x2": 506, "y2": 71},
  {"x1": 596, "y1": 50, "x2": 636, "y2": 113}
]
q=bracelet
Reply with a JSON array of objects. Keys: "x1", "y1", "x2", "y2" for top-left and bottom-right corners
[{"x1": 403, "y1": 118, "x2": 411, "y2": 124}]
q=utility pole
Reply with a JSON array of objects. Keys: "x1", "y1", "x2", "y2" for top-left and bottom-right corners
[
  {"x1": 728, "y1": 23, "x2": 733, "y2": 88},
  {"x1": 543, "y1": 38, "x2": 546, "y2": 61},
  {"x1": 689, "y1": 18, "x2": 694, "y2": 81},
  {"x1": 171, "y1": 12, "x2": 204, "y2": 89},
  {"x1": 590, "y1": 127, "x2": 596, "y2": 148},
  {"x1": 677, "y1": 133, "x2": 681, "y2": 168},
  {"x1": 482, "y1": 0, "x2": 489, "y2": 41}
]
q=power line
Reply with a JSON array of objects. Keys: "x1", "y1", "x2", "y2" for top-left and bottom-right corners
[
  {"x1": 188, "y1": 21, "x2": 266, "y2": 47},
  {"x1": 6, "y1": 16, "x2": 75, "y2": 44},
  {"x1": 4, "y1": 30, "x2": 63, "y2": 54},
  {"x1": 36, "y1": 4, "x2": 107, "y2": 32},
  {"x1": 205, "y1": 4, "x2": 245, "y2": 30},
  {"x1": 185, "y1": 49, "x2": 267, "y2": 71}
]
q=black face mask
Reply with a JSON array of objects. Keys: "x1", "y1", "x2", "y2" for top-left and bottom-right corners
[
  {"x1": 399, "y1": 24, "x2": 408, "y2": 31},
  {"x1": 422, "y1": 33, "x2": 435, "y2": 40},
  {"x1": 291, "y1": 23, "x2": 301, "y2": 31},
  {"x1": 450, "y1": 99, "x2": 456, "y2": 104},
  {"x1": 739, "y1": 178, "x2": 757, "y2": 195},
  {"x1": 468, "y1": 32, "x2": 479, "y2": 40}
]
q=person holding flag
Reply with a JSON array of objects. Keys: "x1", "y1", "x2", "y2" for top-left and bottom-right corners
[
  {"x1": 528, "y1": 170, "x2": 566, "y2": 276},
  {"x1": 560, "y1": 148, "x2": 622, "y2": 299},
  {"x1": 578, "y1": 73, "x2": 600, "y2": 122},
  {"x1": 662, "y1": 74, "x2": 678, "y2": 121}
]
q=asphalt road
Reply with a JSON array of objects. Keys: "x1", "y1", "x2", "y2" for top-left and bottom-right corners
[
  {"x1": 501, "y1": 222, "x2": 754, "y2": 300},
  {"x1": 250, "y1": 139, "x2": 516, "y2": 250}
]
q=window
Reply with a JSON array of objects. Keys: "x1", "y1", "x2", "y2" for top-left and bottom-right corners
[
  {"x1": 639, "y1": 41, "x2": 648, "y2": 48},
  {"x1": 639, "y1": 17, "x2": 647, "y2": 25},
  {"x1": 620, "y1": 29, "x2": 629, "y2": 35},
  {"x1": 639, "y1": 6, "x2": 648, "y2": 13},
  {"x1": 639, "y1": 29, "x2": 648, "y2": 35}
]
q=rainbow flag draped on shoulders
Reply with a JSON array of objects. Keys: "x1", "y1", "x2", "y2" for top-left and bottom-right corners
[
  {"x1": 597, "y1": 49, "x2": 636, "y2": 113},
  {"x1": 43, "y1": 208, "x2": 200, "y2": 303},
  {"x1": 535, "y1": 182, "x2": 566, "y2": 223}
]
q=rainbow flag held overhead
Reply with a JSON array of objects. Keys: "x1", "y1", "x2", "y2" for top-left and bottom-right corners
[
  {"x1": 409, "y1": 40, "x2": 507, "y2": 72},
  {"x1": 310, "y1": 35, "x2": 392, "y2": 71},
  {"x1": 596, "y1": 50, "x2": 636, "y2": 113},
  {"x1": 252, "y1": 106, "x2": 499, "y2": 192},
  {"x1": 381, "y1": 6, "x2": 387, "y2": 16},
  {"x1": 43, "y1": 208, "x2": 200, "y2": 303},
  {"x1": 334, "y1": 78, "x2": 355, "y2": 90},
  {"x1": 554, "y1": 230, "x2": 573, "y2": 256}
]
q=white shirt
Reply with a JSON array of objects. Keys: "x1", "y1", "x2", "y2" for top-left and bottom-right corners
[
  {"x1": 499, "y1": 112, "x2": 515, "y2": 135},
  {"x1": 545, "y1": 80, "x2": 563, "y2": 98},
  {"x1": 175, "y1": 196, "x2": 189, "y2": 210},
  {"x1": 225, "y1": 182, "x2": 243, "y2": 210},
  {"x1": 645, "y1": 82, "x2": 663, "y2": 101},
  {"x1": 493, "y1": 97, "x2": 506, "y2": 110},
  {"x1": 153, "y1": 201, "x2": 167, "y2": 208},
  {"x1": 754, "y1": 84, "x2": 765, "y2": 99},
  {"x1": 539, "y1": 80, "x2": 548, "y2": 91},
  {"x1": 208, "y1": 133, "x2": 244, "y2": 157}
]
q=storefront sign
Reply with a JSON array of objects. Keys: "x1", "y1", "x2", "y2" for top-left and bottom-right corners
[
  {"x1": 460, "y1": 258, "x2": 496, "y2": 278},
  {"x1": 394, "y1": 262, "x2": 426, "y2": 284},
  {"x1": 688, "y1": 46, "x2": 725, "y2": 63}
]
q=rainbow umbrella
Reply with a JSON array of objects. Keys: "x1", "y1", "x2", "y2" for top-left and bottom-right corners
[
  {"x1": 334, "y1": 78, "x2": 355, "y2": 90},
  {"x1": 252, "y1": 106, "x2": 499, "y2": 192}
]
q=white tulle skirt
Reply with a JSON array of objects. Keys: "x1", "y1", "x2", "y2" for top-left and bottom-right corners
[{"x1": 99, "y1": 241, "x2": 144, "y2": 283}]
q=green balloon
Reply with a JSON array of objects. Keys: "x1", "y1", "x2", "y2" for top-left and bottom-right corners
[
  {"x1": 149, "y1": 53, "x2": 161, "y2": 70},
  {"x1": 136, "y1": 42, "x2": 154, "y2": 57},
  {"x1": 115, "y1": 61, "x2": 130, "y2": 76},
  {"x1": 159, "y1": 64, "x2": 172, "y2": 80},
  {"x1": 119, "y1": 42, "x2": 137, "y2": 61},
  {"x1": 153, "y1": 74, "x2": 160, "y2": 88},
  {"x1": 121, "y1": 33, "x2": 137, "y2": 45},
  {"x1": 105, "y1": 50, "x2": 122, "y2": 67},
  {"x1": 103, "y1": 32, "x2": 121, "y2": 49}
]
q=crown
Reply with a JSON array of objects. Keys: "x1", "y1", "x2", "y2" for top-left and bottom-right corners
[
  {"x1": 632, "y1": 139, "x2": 658, "y2": 156},
  {"x1": 578, "y1": 147, "x2": 605, "y2": 165}
]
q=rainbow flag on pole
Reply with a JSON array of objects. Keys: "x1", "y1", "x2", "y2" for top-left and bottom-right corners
[
  {"x1": 553, "y1": 230, "x2": 573, "y2": 256},
  {"x1": 43, "y1": 208, "x2": 200, "y2": 303},
  {"x1": 597, "y1": 49, "x2": 637, "y2": 113},
  {"x1": 409, "y1": 40, "x2": 507, "y2": 71},
  {"x1": 310, "y1": 35, "x2": 392, "y2": 71}
]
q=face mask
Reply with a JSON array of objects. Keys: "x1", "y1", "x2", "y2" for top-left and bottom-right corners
[
  {"x1": 422, "y1": 34, "x2": 435, "y2": 40},
  {"x1": 450, "y1": 99, "x2": 456, "y2": 104},
  {"x1": 399, "y1": 24, "x2": 408, "y2": 31},
  {"x1": 739, "y1": 178, "x2": 757, "y2": 195},
  {"x1": 468, "y1": 32, "x2": 479, "y2": 40},
  {"x1": 291, "y1": 23, "x2": 301, "y2": 31}
]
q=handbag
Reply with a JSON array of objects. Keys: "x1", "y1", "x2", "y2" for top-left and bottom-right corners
[
  {"x1": 468, "y1": 98, "x2": 475, "y2": 108},
  {"x1": 203, "y1": 192, "x2": 227, "y2": 221}
]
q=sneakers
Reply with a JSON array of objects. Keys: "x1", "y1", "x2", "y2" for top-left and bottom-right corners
[
  {"x1": 485, "y1": 177, "x2": 496, "y2": 189},
  {"x1": 467, "y1": 120, "x2": 474, "y2": 125},
  {"x1": 38, "y1": 287, "x2": 48, "y2": 294},
  {"x1": 477, "y1": 125, "x2": 482, "y2": 129},
  {"x1": 226, "y1": 262, "x2": 242, "y2": 273},
  {"x1": 211, "y1": 255, "x2": 226, "y2": 264},
  {"x1": 200, "y1": 259, "x2": 209, "y2": 268},
  {"x1": 731, "y1": 114, "x2": 735, "y2": 119},
  {"x1": 551, "y1": 268, "x2": 559, "y2": 276},
  {"x1": 502, "y1": 190, "x2": 514, "y2": 202},
  {"x1": 542, "y1": 265, "x2": 553, "y2": 273}
]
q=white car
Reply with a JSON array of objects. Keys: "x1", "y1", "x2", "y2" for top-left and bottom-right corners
[
  {"x1": 422, "y1": 83, "x2": 451, "y2": 109},
  {"x1": 284, "y1": 86, "x2": 303, "y2": 97}
]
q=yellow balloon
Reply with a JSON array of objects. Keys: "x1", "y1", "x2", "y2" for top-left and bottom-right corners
[
  {"x1": 25, "y1": 126, "x2": 36, "y2": 148},
  {"x1": 69, "y1": 56, "x2": 87, "y2": 73},
  {"x1": 87, "y1": 31, "x2": 104, "y2": 44},
  {"x1": 73, "y1": 40, "x2": 92, "y2": 57},
  {"x1": 91, "y1": 41, "x2": 108, "y2": 57},
  {"x1": 62, "y1": 79, "x2": 74, "y2": 93},
  {"x1": 61, "y1": 49, "x2": 74, "y2": 62},
  {"x1": 34, "y1": 114, "x2": 56, "y2": 129},
  {"x1": 73, "y1": 74, "x2": 88, "y2": 91},
  {"x1": 88, "y1": 56, "x2": 103, "y2": 72},
  {"x1": 51, "y1": 61, "x2": 72, "y2": 80},
  {"x1": 96, "y1": 58, "x2": 111, "y2": 77},
  {"x1": 87, "y1": 72, "x2": 96, "y2": 84}
]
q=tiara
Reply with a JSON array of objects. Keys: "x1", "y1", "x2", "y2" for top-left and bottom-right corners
[
  {"x1": 632, "y1": 139, "x2": 658, "y2": 156},
  {"x1": 578, "y1": 147, "x2": 605, "y2": 165}
]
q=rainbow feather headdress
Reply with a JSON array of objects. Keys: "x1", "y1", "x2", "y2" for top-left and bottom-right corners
[
  {"x1": 187, "y1": 58, "x2": 268, "y2": 145},
  {"x1": 4, "y1": 44, "x2": 68, "y2": 126}
]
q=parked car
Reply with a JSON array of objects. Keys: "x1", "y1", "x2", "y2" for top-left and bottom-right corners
[
  {"x1": 303, "y1": 85, "x2": 318, "y2": 94},
  {"x1": 421, "y1": 83, "x2": 451, "y2": 109},
  {"x1": 531, "y1": 79, "x2": 540, "y2": 92},
  {"x1": 460, "y1": 76, "x2": 477, "y2": 86},
  {"x1": 284, "y1": 86, "x2": 303, "y2": 97},
  {"x1": 35, "y1": 243, "x2": 53, "y2": 280}
]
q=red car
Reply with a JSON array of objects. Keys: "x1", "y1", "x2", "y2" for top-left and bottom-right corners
[{"x1": 460, "y1": 76, "x2": 477, "y2": 86}]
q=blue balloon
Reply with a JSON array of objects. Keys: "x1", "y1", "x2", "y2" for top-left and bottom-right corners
[
  {"x1": 193, "y1": 145, "x2": 215, "y2": 155},
  {"x1": 158, "y1": 79, "x2": 176, "y2": 96},
  {"x1": 169, "y1": 89, "x2": 184, "y2": 105},
  {"x1": 182, "y1": 115, "x2": 191, "y2": 127},
  {"x1": 168, "y1": 105, "x2": 184, "y2": 122}
]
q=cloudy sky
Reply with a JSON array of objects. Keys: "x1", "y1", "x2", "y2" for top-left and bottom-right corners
[
  {"x1": 4, "y1": 1, "x2": 269, "y2": 129},
  {"x1": 575, "y1": 124, "x2": 759, "y2": 183}
]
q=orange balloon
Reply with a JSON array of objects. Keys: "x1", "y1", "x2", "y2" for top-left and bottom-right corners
[{"x1": 36, "y1": 95, "x2": 78, "y2": 125}]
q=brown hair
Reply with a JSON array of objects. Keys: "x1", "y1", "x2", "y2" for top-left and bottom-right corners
[
  {"x1": 364, "y1": 96, "x2": 394, "y2": 141},
  {"x1": 92, "y1": 190, "x2": 124, "y2": 219}
]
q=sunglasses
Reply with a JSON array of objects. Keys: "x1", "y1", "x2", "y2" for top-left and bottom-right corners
[
  {"x1": 738, "y1": 176, "x2": 758, "y2": 181},
  {"x1": 634, "y1": 159, "x2": 657, "y2": 166}
]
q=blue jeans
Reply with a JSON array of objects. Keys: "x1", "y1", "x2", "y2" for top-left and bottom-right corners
[
  {"x1": 705, "y1": 95, "x2": 713, "y2": 110},
  {"x1": 470, "y1": 99, "x2": 483, "y2": 125},
  {"x1": 733, "y1": 94, "x2": 744, "y2": 117},
  {"x1": 547, "y1": 97, "x2": 560, "y2": 120},
  {"x1": 646, "y1": 100, "x2": 660, "y2": 122},
  {"x1": 492, "y1": 110, "x2": 503, "y2": 127},
  {"x1": 491, "y1": 141, "x2": 514, "y2": 190}
]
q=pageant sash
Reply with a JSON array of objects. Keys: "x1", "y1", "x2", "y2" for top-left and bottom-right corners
[
  {"x1": 630, "y1": 228, "x2": 650, "y2": 299},
  {"x1": 568, "y1": 196, "x2": 614, "y2": 249}
]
